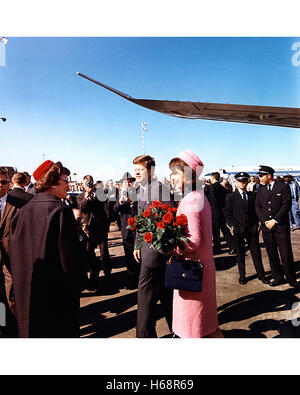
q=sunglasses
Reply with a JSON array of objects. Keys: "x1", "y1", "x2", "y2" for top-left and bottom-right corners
[{"x1": 0, "y1": 180, "x2": 9, "y2": 185}]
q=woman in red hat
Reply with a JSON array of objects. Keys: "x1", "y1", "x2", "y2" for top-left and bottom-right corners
[
  {"x1": 10, "y1": 160, "x2": 86, "y2": 338},
  {"x1": 169, "y1": 150, "x2": 223, "y2": 338}
]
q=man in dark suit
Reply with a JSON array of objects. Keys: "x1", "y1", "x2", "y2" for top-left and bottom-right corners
[
  {"x1": 255, "y1": 165, "x2": 298, "y2": 287},
  {"x1": 114, "y1": 172, "x2": 140, "y2": 289},
  {"x1": 23, "y1": 171, "x2": 36, "y2": 194},
  {"x1": 0, "y1": 171, "x2": 32, "y2": 337},
  {"x1": 77, "y1": 175, "x2": 111, "y2": 290},
  {"x1": 224, "y1": 172, "x2": 268, "y2": 285},
  {"x1": 207, "y1": 172, "x2": 235, "y2": 255},
  {"x1": 8, "y1": 172, "x2": 33, "y2": 208},
  {"x1": 133, "y1": 154, "x2": 175, "y2": 338}
]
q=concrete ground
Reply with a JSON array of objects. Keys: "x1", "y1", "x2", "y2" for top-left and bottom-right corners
[{"x1": 80, "y1": 223, "x2": 300, "y2": 338}]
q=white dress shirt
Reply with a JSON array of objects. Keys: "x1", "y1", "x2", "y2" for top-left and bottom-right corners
[{"x1": 0, "y1": 193, "x2": 8, "y2": 219}]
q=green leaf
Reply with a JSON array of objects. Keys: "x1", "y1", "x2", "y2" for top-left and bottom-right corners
[
  {"x1": 135, "y1": 241, "x2": 143, "y2": 250},
  {"x1": 155, "y1": 242, "x2": 162, "y2": 250}
]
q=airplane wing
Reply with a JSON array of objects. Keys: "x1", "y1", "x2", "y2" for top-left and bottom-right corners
[{"x1": 77, "y1": 72, "x2": 300, "y2": 128}]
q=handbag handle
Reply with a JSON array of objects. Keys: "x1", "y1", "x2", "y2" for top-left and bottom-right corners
[{"x1": 167, "y1": 251, "x2": 203, "y2": 268}]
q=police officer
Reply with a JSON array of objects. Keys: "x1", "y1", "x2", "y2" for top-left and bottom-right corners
[
  {"x1": 224, "y1": 172, "x2": 268, "y2": 285},
  {"x1": 255, "y1": 165, "x2": 298, "y2": 287}
]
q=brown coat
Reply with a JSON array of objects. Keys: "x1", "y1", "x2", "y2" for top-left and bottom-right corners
[
  {"x1": 0, "y1": 194, "x2": 23, "y2": 336},
  {"x1": 0, "y1": 194, "x2": 18, "y2": 269}
]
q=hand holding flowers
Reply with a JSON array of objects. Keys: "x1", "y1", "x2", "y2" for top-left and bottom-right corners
[{"x1": 127, "y1": 201, "x2": 189, "y2": 254}]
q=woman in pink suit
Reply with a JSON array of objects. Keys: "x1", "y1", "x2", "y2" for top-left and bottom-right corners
[{"x1": 169, "y1": 150, "x2": 223, "y2": 338}]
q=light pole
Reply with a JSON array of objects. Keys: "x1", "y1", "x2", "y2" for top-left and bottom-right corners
[{"x1": 141, "y1": 121, "x2": 148, "y2": 154}]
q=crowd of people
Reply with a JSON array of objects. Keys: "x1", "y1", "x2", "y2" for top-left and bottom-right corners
[{"x1": 0, "y1": 152, "x2": 299, "y2": 338}]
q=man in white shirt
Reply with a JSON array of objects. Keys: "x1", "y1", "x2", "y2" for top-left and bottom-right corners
[
  {"x1": 255, "y1": 165, "x2": 298, "y2": 287},
  {"x1": 224, "y1": 172, "x2": 267, "y2": 285}
]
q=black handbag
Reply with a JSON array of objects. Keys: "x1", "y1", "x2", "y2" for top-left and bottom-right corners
[{"x1": 165, "y1": 254, "x2": 204, "y2": 292}]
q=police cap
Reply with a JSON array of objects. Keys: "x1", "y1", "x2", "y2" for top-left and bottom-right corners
[
  {"x1": 257, "y1": 165, "x2": 275, "y2": 176},
  {"x1": 235, "y1": 172, "x2": 250, "y2": 181}
]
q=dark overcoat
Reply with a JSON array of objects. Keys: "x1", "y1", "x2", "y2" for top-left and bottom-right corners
[
  {"x1": 77, "y1": 193, "x2": 109, "y2": 243},
  {"x1": 8, "y1": 188, "x2": 33, "y2": 209},
  {"x1": 10, "y1": 193, "x2": 86, "y2": 338}
]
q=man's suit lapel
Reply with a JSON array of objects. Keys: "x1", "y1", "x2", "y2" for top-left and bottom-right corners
[{"x1": 0, "y1": 202, "x2": 14, "y2": 229}]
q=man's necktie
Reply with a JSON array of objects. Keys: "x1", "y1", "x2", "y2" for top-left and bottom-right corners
[
  {"x1": 242, "y1": 192, "x2": 247, "y2": 200},
  {"x1": 0, "y1": 199, "x2": 2, "y2": 220}
]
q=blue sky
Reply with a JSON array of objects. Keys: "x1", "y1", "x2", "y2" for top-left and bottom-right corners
[{"x1": 1, "y1": 37, "x2": 300, "y2": 182}]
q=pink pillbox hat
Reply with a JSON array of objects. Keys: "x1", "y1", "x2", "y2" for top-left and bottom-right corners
[{"x1": 178, "y1": 149, "x2": 204, "y2": 177}]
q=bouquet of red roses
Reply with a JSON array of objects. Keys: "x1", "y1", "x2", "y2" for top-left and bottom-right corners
[{"x1": 126, "y1": 201, "x2": 189, "y2": 253}]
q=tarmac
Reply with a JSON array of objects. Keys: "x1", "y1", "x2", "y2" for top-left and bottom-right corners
[{"x1": 80, "y1": 223, "x2": 300, "y2": 338}]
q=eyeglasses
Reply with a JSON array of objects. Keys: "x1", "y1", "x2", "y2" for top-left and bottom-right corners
[
  {"x1": 0, "y1": 180, "x2": 9, "y2": 185},
  {"x1": 59, "y1": 177, "x2": 69, "y2": 183}
]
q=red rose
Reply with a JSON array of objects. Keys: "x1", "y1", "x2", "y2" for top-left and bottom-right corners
[
  {"x1": 161, "y1": 203, "x2": 170, "y2": 210},
  {"x1": 144, "y1": 232, "x2": 153, "y2": 242},
  {"x1": 152, "y1": 201, "x2": 162, "y2": 208},
  {"x1": 143, "y1": 210, "x2": 151, "y2": 218},
  {"x1": 127, "y1": 217, "x2": 136, "y2": 226},
  {"x1": 176, "y1": 214, "x2": 188, "y2": 226},
  {"x1": 148, "y1": 205, "x2": 152, "y2": 210},
  {"x1": 162, "y1": 212, "x2": 173, "y2": 224},
  {"x1": 156, "y1": 221, "x2": 166, "y2": 229},
  {"x1": 171, "y1": 207, "x2": 178, "y2": 213}
]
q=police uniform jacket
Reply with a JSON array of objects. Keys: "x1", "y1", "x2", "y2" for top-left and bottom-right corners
[
  {"x1": 255, "y1": 181, "x2": 292, "y2": 232},
  {"x1": 224, "y1": 189, "x2": 259, "y2": 234}
]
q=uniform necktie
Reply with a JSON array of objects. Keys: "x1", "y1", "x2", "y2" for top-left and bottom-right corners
[
  {"x1": 268, "y1": 184, "x2": 271, "y2": 191},
  {"x1": 0, "y1": 198, "x2": 1, "y2": 219},
  {"x1": 242, "y1": 192, "x2": 247, "y2": 201}
]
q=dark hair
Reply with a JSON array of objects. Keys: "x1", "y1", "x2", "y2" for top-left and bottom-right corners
[
  {"x1": 169, "y1": 157, "x2": 198, "y2": 192},
  {"x1": 0, "y1": 171, "x2": 8, "y2": 178},
  {"x1": 211, "y1": 172, "x2": 220, "y2": 181},
  {"x1": 133, "y1": 154, "x2": 155, "y2": 170},
  {"x1": 35, "y1": 162, "x2": 70, "y2": 192}
]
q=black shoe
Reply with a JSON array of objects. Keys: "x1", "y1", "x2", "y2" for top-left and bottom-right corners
[
  {"x1": 268, "y1": 278, "x2": 285, "y2": 287},
  {"x1": 239, "y1": 277, "x2": 248, "y2": 285},
  {"x1": 259, "y1": 277, "x2": 269, "y2": 285},
  {"x1": 288, "y1": 281, "x2": 300, "y2": 288},
  {"x1": 228, "y1": 249, "x2": 237, "y2": 255}
]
